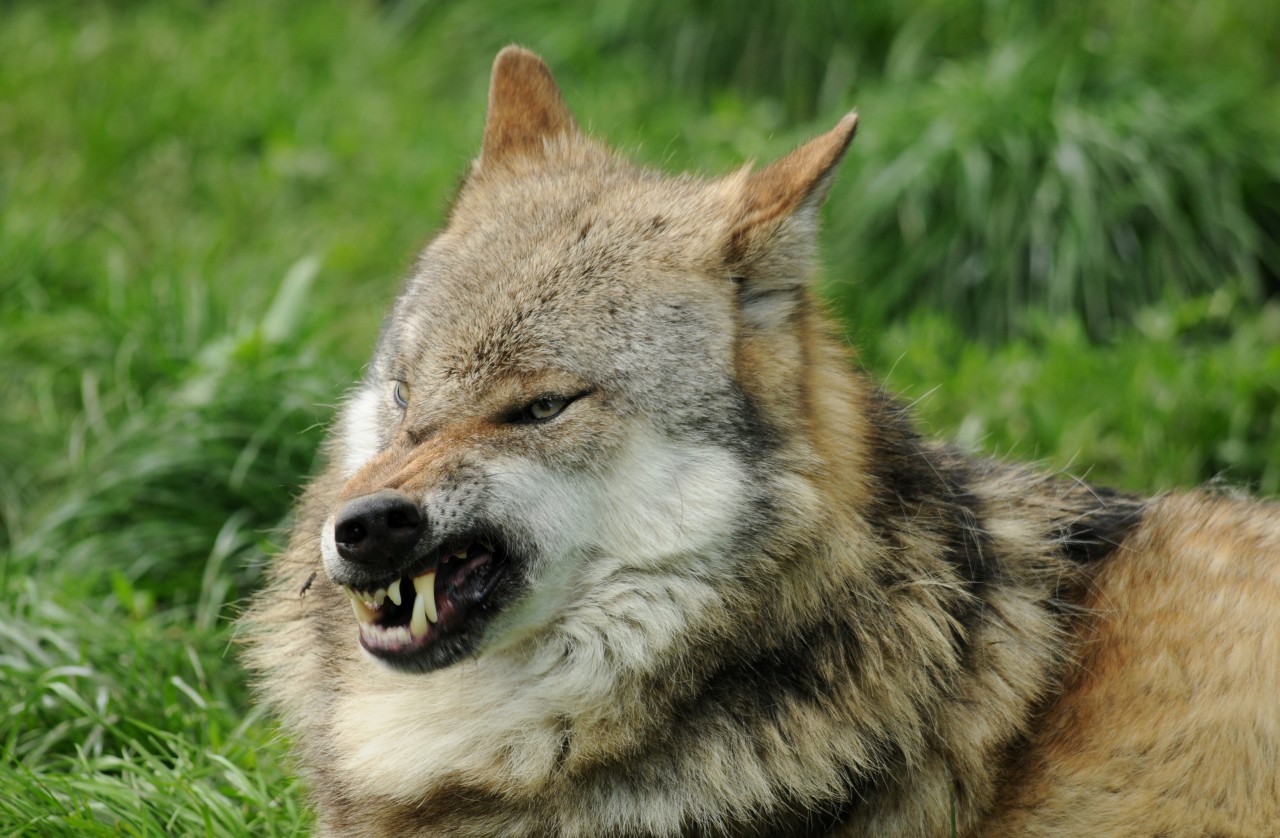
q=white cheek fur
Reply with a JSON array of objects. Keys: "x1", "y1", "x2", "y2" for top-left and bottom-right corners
[
  {"x1": 480, "y1": 427, "x2": 749, "y2": 629},
  {"x1": 319, "y1": 513, "x2": 342, "y2": 579},
  {"x1": 588, "y1": 431, "x2": 748, "y2": 568},
  {"x1": 339, "y1": 386, "x2": 384, "y2": 478}
]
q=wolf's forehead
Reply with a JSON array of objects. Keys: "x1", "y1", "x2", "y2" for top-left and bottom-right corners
[
  {"x1": 398, "y1": 251, "x2": 729, "y2": 381},
  {"x1": 385, "y1": 176, "x2": 735, "y2": 375},
  {"x1": 441, "y1": 159, "x2": 729, "y2": 278},
  {"x1": 376, "y1": 261, "x2": 733, "y2": 414}
]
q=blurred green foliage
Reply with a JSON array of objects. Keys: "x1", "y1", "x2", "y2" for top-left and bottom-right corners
[
  {"x1": 0, "y1": 0, "x2": 1276, "y2": 831},
  {"x1": 869, "y1": 290, "x2": 1280, "y2": 496}
]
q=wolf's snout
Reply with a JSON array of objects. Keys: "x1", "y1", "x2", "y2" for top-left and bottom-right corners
[{"x1": 334, "y1": 490, "x2": 425, "y2": 568}]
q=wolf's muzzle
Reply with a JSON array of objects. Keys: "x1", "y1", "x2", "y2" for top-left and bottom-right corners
[
  {"x1": 328, "y1": 484, "x2": 518, "y2": 671},
  {"x1": 334, "y1": 490, "x2": 426, "y2": 573}
]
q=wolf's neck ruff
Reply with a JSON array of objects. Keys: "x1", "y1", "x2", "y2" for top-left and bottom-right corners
[{"x1": 243, "y1": 46, "x2": 1279, "y2": 838}]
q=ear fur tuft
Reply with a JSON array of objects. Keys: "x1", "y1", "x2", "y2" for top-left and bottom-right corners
[{"x1": 480, "y1": 46, "x2": 580, "y2": 169}]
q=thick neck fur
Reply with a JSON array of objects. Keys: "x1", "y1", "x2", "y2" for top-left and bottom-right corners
[{"x1": 245, "y1": 292, "x2": 1143, "y2": 837}]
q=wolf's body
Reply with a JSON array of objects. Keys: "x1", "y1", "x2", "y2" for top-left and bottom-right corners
[{"x1": 243, "y1": 48, "x2": 1280, "y2": 836}]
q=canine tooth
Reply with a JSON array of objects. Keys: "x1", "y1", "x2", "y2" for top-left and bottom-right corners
[
  {"x1": 453, "y1": 548, "x2": 469, "y2": 559},
  {"x1": 344, "y1": 589, "x2": 375, "y2": 624},
  {"x1": 373, "y1": 588, "x2": 387, "y2": 608},
  {"x1": 409, "y1": 590, "x2": 428, "y2": 638},
  {"x1": 414, "y1": 571, "x2": 438, "y2": 623},
  {"x1": 387, "y1": 578, "x2": 402, "y2": 606}
]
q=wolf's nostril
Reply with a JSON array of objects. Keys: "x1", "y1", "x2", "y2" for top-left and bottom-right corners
[
  {"x1": 333, "y1": 490, "x2": 426, "y2": 567},
  {"x1": 335, "y1": 519, "x2": 368, "y2": 546}
]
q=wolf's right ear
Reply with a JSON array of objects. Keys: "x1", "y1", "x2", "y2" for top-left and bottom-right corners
[
  {"x1": 478, "y1": 46, "x2": 581, "y2": 170},
  {"x1": 724, "y1": 113, "x2": 857, "y2": 330}
]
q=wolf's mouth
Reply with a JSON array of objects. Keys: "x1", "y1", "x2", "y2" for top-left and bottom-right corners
[{"x1": 342, "y1": 537, "x2": 508, "y2": 664}]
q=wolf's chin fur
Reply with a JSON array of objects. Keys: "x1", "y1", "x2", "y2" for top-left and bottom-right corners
[{"x1": 243, "y1": 46, "x2": 1280, "y2": 837}]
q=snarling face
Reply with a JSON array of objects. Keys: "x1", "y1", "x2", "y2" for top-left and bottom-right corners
[
  {"x1": 321, "y1": 160, "x2": 766, "y2": 674},
  {"x1": 317, "y1": 50, "x2": 856, "y2": 675}
]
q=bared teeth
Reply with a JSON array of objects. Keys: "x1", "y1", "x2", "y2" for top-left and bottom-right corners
[
  {"x1": 409, "y1": 587, "x2": 428, "y2": 638},
  {"x1": 360, "y1": 623, "x2": 412, "y2": 650},
  {"x1": 345, "y1": 588, "x2": 375, "y2": 624},
  {"x1": 414, "y1": 570, "x2": 438, "y2": 624},
  {"x1": 409, "y1": 571, "x2": 437, "y2": 637},
  {"x1": 346, "y1": 563, "x2": 448, "y2": 642},
  {"x1": 425, "y1": 594, "x2": 437, "y2": 624}
]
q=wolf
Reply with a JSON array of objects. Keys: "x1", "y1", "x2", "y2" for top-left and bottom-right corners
[{"x1": 243, "y1": 46, "x2": 1280, "y2": 836}]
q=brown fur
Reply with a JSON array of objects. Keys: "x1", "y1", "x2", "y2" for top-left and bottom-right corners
[
  {"x1": 987, "y1": 493, "x2": 1280, "y2": 836},
  {"x1": 242, "y1": 46, "x2": 1280, "y2": 836}
]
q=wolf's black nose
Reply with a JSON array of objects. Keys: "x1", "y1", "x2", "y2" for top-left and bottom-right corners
[{"x1": 334, "y1": 490, "x2": 425, "y2": 568}]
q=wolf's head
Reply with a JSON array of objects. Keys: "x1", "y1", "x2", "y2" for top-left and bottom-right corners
[{"x1": 321, "y1": 47, "x2": 858, "y2": 676}]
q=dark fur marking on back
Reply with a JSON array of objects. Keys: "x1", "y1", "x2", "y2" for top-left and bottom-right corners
[
  {"x1": 861, "y1": 388, "x2": 995, "y2": 588},
  {"x1": 860, "y1": 387, "x2": 993, "y2": 653},
  {"x1": 1053, "y1": 485, "x2": 1146, "y2": 565}
]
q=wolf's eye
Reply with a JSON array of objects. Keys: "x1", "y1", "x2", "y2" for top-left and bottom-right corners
[
  {"x1": 393, "y1": 381, "x2": 410, "y2": 410},
  {"x1": 523, "y1": 396, "x2": 569, "y2": 422}
]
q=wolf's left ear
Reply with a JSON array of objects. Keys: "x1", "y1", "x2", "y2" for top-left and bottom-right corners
[
  {"x1": 725, "y1": 113, "x2": 858, "y2": 324},
  {"x1": 479, "y1": 46, "x2": 581, "y2": 170}
]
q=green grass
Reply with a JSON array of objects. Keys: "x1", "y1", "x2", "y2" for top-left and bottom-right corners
[
  {"x1": 866, "y1": 290, "x2": 1280, "y2": 496},
  {"x1": 1, "y1": 0, "x2": 1276, "y2": 832}
]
